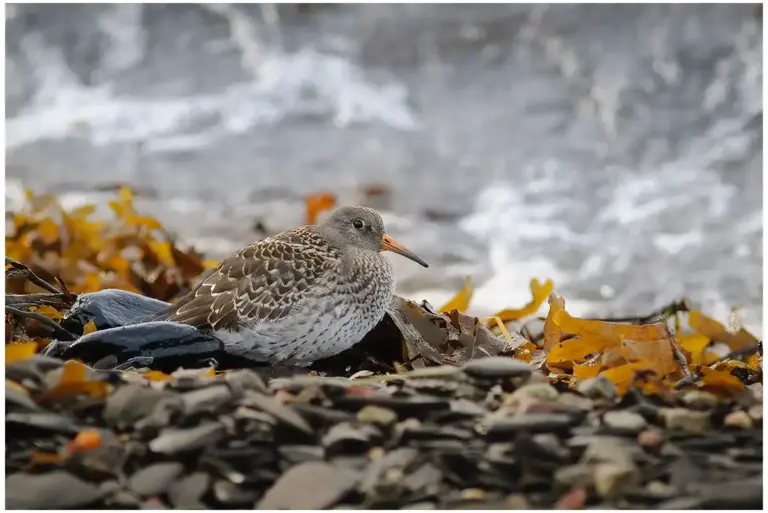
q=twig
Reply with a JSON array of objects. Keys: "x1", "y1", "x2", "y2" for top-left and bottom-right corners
[
  {"x1": 674, "y1": 372, "x2": 700, "y2": 389},
  {"x1": 716, "y1": 344, "x2": 762, "y2": 364},
  {"x1": 587, "y1": 298, "x2": 692, "y2": 325},
  {"x1": 5, "y1": 293, "x2": 71, "y2": 308},
  {"x1": 5, "y1": 257, "x2": 62, "y2": 295},
  {"x1": 54, "y1": 274, "x2": 76, "y2": 303},
  {"x1": 664, "y1": 322, "x2": 694, "y2": 383},
  {"x1": 5, "y1": 306, "x2": 77, "y2": 341}
]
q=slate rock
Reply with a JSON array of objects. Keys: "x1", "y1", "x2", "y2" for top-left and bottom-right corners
[
  {"x1": 128, "y1": 462, "x2": 185, "y2": 496},
  {"x1": 257, "y1": 461, "x2": 358, "y2": 509},
  {"x1": 6, "y1": 471, "x2": 108, "y2": 509}
]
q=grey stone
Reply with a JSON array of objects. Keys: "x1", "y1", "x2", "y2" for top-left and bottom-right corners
[
  {"x1": 602, "y1": 410, "x2": 647, "y2": 433},
  {"x1": 576, "y1": 377, "x2": 617, "y2": 401},
  {"x1": 128, "y1": 462, "x2": 184, "y2": 496},
  {"x1": 660, "y1": 408, "x2": 711, "y2": 434}
]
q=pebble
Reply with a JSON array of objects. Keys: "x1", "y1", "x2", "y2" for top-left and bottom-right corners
[
  {"x1": 149, "y1": 422, "x2": 225, "y2": 454},
  {"x1": 554, "y1": 464, "x2": 594, "y2": 488},
  {"x1": 747, "y1": 404, "x2": 762, "y2": 423},
  {"x1": 322, "y1": 422, "x2": 378, "y2": 456},
  {"x1": 5, "y1": 380, "x2": 41, "y2": 411},
  {"x1": 128, "y1": 462, "x2": 185, "y2": 496},
  {"x1": 723, "y1": 410, "x2": 754, "y2": 430},
  {"x1": 180, "y1": 384, "x2": 232, "y2": 416},
  {"x1": 6, "y1": 471, "x2": 108, "y2": 509},
  {"x1": 212, "y1": 479, "x2": 260, "y2": 506},
  {"x1": 576, "y1": 377, "x2": 617, "y2": 401},
  {"x1": 680, "y1": 390, "x2": 718, "y2": 410},
  {"x1": 167, "y1": 472, "x2": 211, "y2": 509},
  {"x1": 224, "y1": 368, "x2": 268, "y2": 395},
  {"x1": 239, "y1": 390, "x2": 313, "y2": 434},
  {"x1": 558, "y1": 392, "x2": 595, "y2": 411},
  {"x1": 638, "y1": 428, "x2": 665, "y2": 451},
  {"x1": 258, "y1": 462, "x2": 358, "y2": 509},
  {"x1": 502, "y1": 383, "x2": 559, "y2": 410},
  {"x1": 479, "y1": 413, "x2": 577, "y2": 436},
  {"x1": 581, "y1": 436, "x2": 634, "y2": 465},
  {"x1": 594, "y1": 462, "x2": 640, "y2": 497},
  {"x1": 660, "y1": 408, "x2": 711, "y2": 435},
  {"x1": 461, "y1": 356, "x2": 532, "y2": 378},
  {"x1": 103, "y1": 384, "x2": 176, "y2": 428},
  {"x1": 357, "y1": 405, "x2": 398, "y2": 428},
  {"x1": 6, "y1": 411, "x2": 84, "y2": 435},
  {"x1": 602, "y1": 410, "x2": 647, "y2": 433}
]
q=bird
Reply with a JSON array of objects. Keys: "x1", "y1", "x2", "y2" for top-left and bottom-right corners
[{"x1": 158, "y1": 206, "x2": 428, "y2": 366}]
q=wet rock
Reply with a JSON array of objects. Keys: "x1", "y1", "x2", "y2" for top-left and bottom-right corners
[
  {"x1": 134, "y1": 397, "x2": 185, "y2": 435},
  {"x1": 660, "y1": 408, "x2": 711, "y2": 434},
  {"x1": 6, "y1": 355, "x2": 64, "y2": 386},
  {"x1": 224, "y1": 369, "x2": 268, "y2": 396},
  {"x1": 212, "y1": 479, "x2": 259, "y2": 506},
  {"x1": 404, "y1": 461, "x2": 443, "y2": 496},
  {"x1": 502, "y1": 383, "x2": 559, "y2": 412},
  {"x1": 104, "y1": 384, "x2": 176, "y2": 428},
  {"x1": 291, "y1": 403, "x2": 356, "y2": 427},
  {"x1": 62, "y1": 288, "x2": 170, "y2": 331},
  {"x1": 258, "y1": 461, "x2": 358, "y2": 509},
  {"x1": 6, "y1": 380, "x2": 40, "y2": 411},
  {"x1": 484, "y1": 443, "x2": 515, "y2": 467},
  {"x1": 602, "y1": 410, "x2": 647, "y2": 433},
  {"x1": 554, "y1": 464, "x2": 594, "y2": 488},
  {"x1": 594, "y1": 461, "x2": 640, "y2": 498},
  {"x1": 680, "y1": 390, "x2": 719, "y2": 410},
  {"x1": 637, "y1": 428, "x2": 665, "y2": 451},
  {"x1": 447, "y1": 399, "x2": 488, "y2": 417},
  {"x1": 557, "y1": 392, "x2": 594, "y2": 411},
  {"x1": 398, "y1": 422, "x2": 473, "y2": 444},
  {"x1": 402, "y1": 501, "x2": 437, "y2": 509},
  {"x1": 723, "y1": 410, "x2": 754, "y2": 430},
  {"x1": 167, "y1": 471, "x2": 210, "y2": 509},
  {"x1": 461, "y1": 356, "x2": 532, "y2": 379},
  {"x1": 530, "y1": 433, "x2": 570, "y2": 462},
  {"x1": 360, "y1": 447, "x2": 422, "y2": 502},
  {"x1": 334, "y1": 393, "x2": 451, "y2": 418},
  {"x1": 479, "y1": 413, "x2": 578, "y2": 437},
  {"x1": 408, "y1": 378, "x2": 460, "y2": 396},
  {"x1": 581, "y1": 436, "x2": 634, "y2": 465},
  {"x1": 128, "y1": 462, "x2": 185, "y2": 496},
  {"x1": 278, "y1": 444, "x2": 325, "y2": 465},
  {"x1": 322, "y1": 422, "x2": 379, "y2": 456},
  {"x1": 6, "y1": 411, "x2": 83, "y2": 435},
  {"x1": 105, "y1": 490, "x2": 142, "y2": 508},
  {"x1": 149, "y1": 422, "x2": 225, "y2": 454},
  {"x1": 140, "y1": 497, "x2": 169, "y2": 509},
  {"x1": 6, "y1": 471, "x2": 107, "y2": 509},
  {"x1": 357, "y1": 405, "x2": 398, "y2": 429},
  {"x1": 645, "y1": 480, "x2": 677, "y2": 499},
  {"x1": 576, "y1": 377, "x2": 617, "y2": 401},
  {"x1": 239, "y1": 390, "x2": 313, "y2": 435},
  {"x1": 180, "y1": 384, "x2": 232, "y2": 416}
]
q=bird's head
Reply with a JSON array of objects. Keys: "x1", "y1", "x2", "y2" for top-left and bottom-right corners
[{"x1": 316, "y1": 206, "x2": 428, "y2": 268}]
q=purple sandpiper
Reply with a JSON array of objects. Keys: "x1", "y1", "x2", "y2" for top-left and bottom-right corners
[{"x1": 161, "y1": 206, "x2": 428, "y2": 365}]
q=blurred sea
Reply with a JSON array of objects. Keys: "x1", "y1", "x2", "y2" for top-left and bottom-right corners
[{"x1": 5, "y1": 4, "x2": 763, "y2": 334}]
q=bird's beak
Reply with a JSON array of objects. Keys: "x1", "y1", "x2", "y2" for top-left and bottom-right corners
[{"x1": 381, "y1": 234, "x2": 429, "y2": 268}]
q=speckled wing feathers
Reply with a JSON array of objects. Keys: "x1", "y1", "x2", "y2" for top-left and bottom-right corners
[{"x1": 163, "y1": 227, "x2": 340, "y2": 331}]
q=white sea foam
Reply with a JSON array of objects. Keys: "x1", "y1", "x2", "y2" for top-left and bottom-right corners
[{"x1": 7, "y1": 21, "x2": 418, "y2": 152}]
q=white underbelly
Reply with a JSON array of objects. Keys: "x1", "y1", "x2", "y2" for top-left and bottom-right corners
[{"x1": 215, "y1": 295, "x2": 387, "y2": 365}]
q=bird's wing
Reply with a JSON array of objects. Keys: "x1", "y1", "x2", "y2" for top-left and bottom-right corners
[{"x1": 163, "y1": 230, "x2": 339, "y2": 331}]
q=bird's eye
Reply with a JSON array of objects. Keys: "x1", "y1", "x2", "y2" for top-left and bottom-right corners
[{"x1": 352, "y1": 219, "x2": 364, "y2": 230}]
